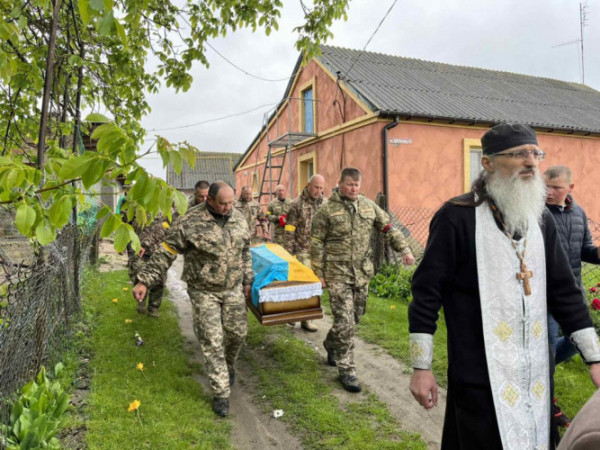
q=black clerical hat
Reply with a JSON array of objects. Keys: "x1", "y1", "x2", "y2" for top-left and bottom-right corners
[{"x1": 481, "y1": 123, "x2": 538, "y2": 155}]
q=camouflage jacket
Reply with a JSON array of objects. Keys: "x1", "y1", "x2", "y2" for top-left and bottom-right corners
[
  {"x1": 310, "y1": 191, "x2": 411, "y2": 286},
  {"x1": 284, "y1": 187, "x2": 324, "y2": 255},
  {"x1": 128, "y1": 213, "x2": 169, "y2": 257},
  {"x1": 267, "y1": 198, "x2": 292, "y2": 243},
  {"x1": 136, "y1": 203, "x2": 253, "y2": 292},
  {"x1": 234, "y1": 197, "x2": 267, "y2": 235}
]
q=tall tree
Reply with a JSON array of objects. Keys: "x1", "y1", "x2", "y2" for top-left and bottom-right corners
[{"x1": 0, "y1": 0, "x2": 350, "y2": 250}]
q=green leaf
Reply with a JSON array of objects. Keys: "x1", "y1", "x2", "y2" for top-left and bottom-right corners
[
  {"x1": 59, "y1": 154, "x2": 93, "y2": 180},
  {"x1": 113, "y1": 223, "x2": 131, "y2": 252},
  {"x1": 114, "y1": 19, "x2": 127, "y2": 46},
  {"x1": 89, "y1": 0, "x2": 104, "y2": 12},
  {"x1": 96, "y1": 205, "x2": 112, "y2": 220},
  {"x1": 170, "y1": 150, "x2": 182, "y2": 175},
  {"x1": 100, "y1": 213, "x2": 121, "y2": 238},
  {"x1": 128, "y1": 224, "x2": 141, "y2": 254},
  {"x1": 97, "y1": 10, "x2": 115, "y2": 35},
  {"x1": 81, "y1": 158, "x2": 107, "y2": 189},
  {"x1": 48, "y1": 196, "x2": 72, "y2": 229},
  {"x1": 84, "y1": 113, "x2": 111, "y2": 123},
  {"x1": 15, "y1": 204, "x2": 36, "y2": 236},
  {"x1": 172, "y1": 189, "x2": 187, "y2": 216},
  {"x1": 36, "y1": 220, "x2": 56, "y2": 246},
  {"x1": 179, "y1": 144, "x2": 197, "y2": 169}
]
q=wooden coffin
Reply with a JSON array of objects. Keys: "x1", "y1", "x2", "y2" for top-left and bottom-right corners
[{"x1": 246, "y1": 280, "x2": 323, "y2": 326}]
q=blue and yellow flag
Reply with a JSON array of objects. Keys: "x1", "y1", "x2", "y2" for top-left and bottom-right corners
[{"x1": 250, "y1": 244, "x2": 320, "y2": 306}]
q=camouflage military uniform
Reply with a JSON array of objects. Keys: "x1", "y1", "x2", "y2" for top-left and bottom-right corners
[
  {"x1": 136, "y1": 203, "x2": 253, "y2": 399},
  {"x1": 266, "y1": 197, "x2": 291, "y2": 246},
  {"x1": 127, "y1": 213, "x2": 170, "y2": 313},
  {"x1": 311, "y1": 191, "x2": 411, "y2": 376},
  {"x1": 234, "y1": 197, "x2": 268, "y2": 238},
  {"x1": 284, "y1": 187, "x2": 324, "y2": 260}
]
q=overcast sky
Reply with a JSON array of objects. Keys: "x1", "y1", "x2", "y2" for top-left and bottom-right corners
[{"x1": 137, "y1": 0, "x2": 599, "y2": 179}]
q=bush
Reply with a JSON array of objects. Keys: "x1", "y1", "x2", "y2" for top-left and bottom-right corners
[
  {"x1": 369, "y1": 263, "x2": 415, "y2": 302},
  {"x1": 583, "y1": 280, "x2": 600, "y2": 335},
  {"x1": 1, "y1": 364, "x2": 70, "y2": 450}
]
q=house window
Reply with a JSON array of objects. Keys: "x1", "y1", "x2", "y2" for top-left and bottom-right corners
[
  {"x1": 302, "y1": 87, "x2": 314, "y2": 134},
  {"x1": 251, "y1": 171, "x2": 259, "y2": 196},
  {"x1": 298, "y1": 152, "x2": 316, "y2": 194},
  {"x1": 463, "y1": 139, "x2": 483, "y2": 192}
]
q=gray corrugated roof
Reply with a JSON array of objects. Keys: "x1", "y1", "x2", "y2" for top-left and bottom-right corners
[
  {"x1": 317, "y1": 45, "x2": 600, "y2": 133},
  {"x1": 167, "y1": 152, "x2": 242, "y2": 189}
]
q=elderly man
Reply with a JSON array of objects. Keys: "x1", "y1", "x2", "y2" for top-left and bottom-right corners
[
  {"x1": 408, "y1": 123, "x2": 600, "y2": 449},
  {"x1": 234, "y1": 185, "x2": 268, "y2": 239},
  {"x1": 285, "y1": 174, "x2": 326, "y2": 332},
  {"x1": 266, "y1": 184, "x2": 292, "y2": 246},
  {"x1": 311, "y1": 168, "x2": 414, "y2": 392},
  {"x1": 133, "y1": 181, "x2": 252, "y2": 418},
  {"x1": 544, "y1": 165, "x2": 600, "y2": 427}
]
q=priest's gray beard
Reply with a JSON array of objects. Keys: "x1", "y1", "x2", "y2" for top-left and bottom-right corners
[{"x1": 485, "y1": 169, "x2": 547, "y2": 237}]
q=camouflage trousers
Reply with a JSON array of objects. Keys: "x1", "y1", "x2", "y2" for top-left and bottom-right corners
[
  {"x1": 323, "y1": 282, "x2": 368, "y2": 376},
  {"x1": 272, "y1": 226, "x2": 286, "y2": 247},
  {"x1": 295, "y1": 253, "x2": 310, "y2": 267},
  {"x1": 128, "y1": 253, "x2": 166, "y2": 310},
  {"x1": 188, "y1": 286, "x2": 248, "y2": 398}
]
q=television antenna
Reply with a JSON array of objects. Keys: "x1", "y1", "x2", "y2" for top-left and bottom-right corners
[{"x1": 552, "y1": 2, "x2": 588, "y2": 84}]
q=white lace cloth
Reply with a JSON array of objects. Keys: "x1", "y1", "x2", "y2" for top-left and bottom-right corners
[
  {"x1": 258, "y1": 282, "x2": 323, "y2": 303},
  {"x1": 571, "y1": 327, "x2": 600, "y2": 363}
]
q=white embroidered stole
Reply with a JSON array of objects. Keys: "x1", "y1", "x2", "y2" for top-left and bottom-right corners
[{"x1": 475, "y1": 204, "x2": 549, "y2": 450}]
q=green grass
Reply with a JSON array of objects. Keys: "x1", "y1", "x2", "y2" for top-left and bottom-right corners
[
  {"x1": 82, "y1": 269, "x2": 231, "y2": 449},
  {"x1": 244, "y1": 315, "x2": 426, "y2": 449},
  {"x1": 356, "y1": 295, "x2": 448, "y2": 387}
]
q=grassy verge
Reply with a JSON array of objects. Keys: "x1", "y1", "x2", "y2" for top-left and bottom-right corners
[
  {"x1": 243, "y1": 315, "x2": 426, "y2": 449},
  {"x1": 82, "y1": 269, "x2": 231, "y2": 449}
]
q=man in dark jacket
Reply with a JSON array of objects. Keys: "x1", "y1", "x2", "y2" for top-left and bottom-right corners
[{"x1": 545, "y1": 165, "x2": 600, "y2": 427}]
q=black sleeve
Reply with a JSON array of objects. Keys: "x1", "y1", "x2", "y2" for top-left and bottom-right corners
[
  {"x1": 545, "y1": 212, "x2": 594, "y2": 335},
  {"x1": 409, "y1": 205, "x2": 457, "y2": 335},
  {"x1": 580, "y1": 210, "x2": 600, "y2": 264}
]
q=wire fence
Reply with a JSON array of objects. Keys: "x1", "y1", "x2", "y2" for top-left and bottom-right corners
[
  {"x1": 0, "y1": 210, "x2": 98, "y2": 425},
  {"x1": 380, "y1": 202, "x2": 600, "y2": 288}
]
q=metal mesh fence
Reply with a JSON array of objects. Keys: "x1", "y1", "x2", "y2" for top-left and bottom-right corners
[
  {"x1": 0, "y1": 211, "x2": 98, "y2": 425},
  {"x1": 382, "y1": 203, "x2": 600, "y2": 286}
]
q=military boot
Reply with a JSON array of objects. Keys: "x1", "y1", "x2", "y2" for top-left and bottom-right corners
[
  {"x1": 147, "y1": 307, "x2": 159, "y2": 318},
  {"x1": 323, "y1": 343, "x2": 336, "y2": 367},
  {"x1": 301, "y1": 320, "x2": 317, "y2": 332},
  {"x1": 338, "y1": 374, "x2": 362, "y2": 393},
  {"x1": 212, "y1": 397, "x2": 229, "y2": 417}
]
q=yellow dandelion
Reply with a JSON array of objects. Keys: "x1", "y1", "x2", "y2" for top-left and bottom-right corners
[
  {"x1": 122, "y1": 287, "x2": 129, "y2": 292},
  {"x1": 390, "y1": 305, "x2": 397, "y2": 310},
  {"x1": 162, "y1": 221, "x2": 170, "y2": 229},
  {"x1": 112, "y1": 298, "x2": 118, "y2": 303},
  {"x1": 125, "y1": 319, "x2": 132, "y2": 324},
  {"x1": 128, "y1": 399, "x2": 141, "y2": 412},
  {"x1": 136, "y1": 362, "x2": 144, "y2": 371}
]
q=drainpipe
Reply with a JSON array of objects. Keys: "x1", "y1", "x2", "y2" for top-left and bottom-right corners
[{"x1": 382, "y1": 116, "x2": 399, "y2": 211}]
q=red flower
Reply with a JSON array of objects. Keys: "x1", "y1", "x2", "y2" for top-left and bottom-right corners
[
  {"x1": 597, "y1": 282, "x2": 600, "y2": 287},
  {"x1": 590, "y1": 287, "x2": 598, "y2": 293},
  {"x1": 592, "y1": 298, "x2": 600, "y2": 311}
]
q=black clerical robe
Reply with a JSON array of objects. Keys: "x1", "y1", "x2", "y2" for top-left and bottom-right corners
[{"x1": 409, "y1": 195, "x2": 593, "y2": 450}]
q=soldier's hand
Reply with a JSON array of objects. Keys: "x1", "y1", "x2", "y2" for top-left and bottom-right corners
[
  {"x1": 138, "y1": 247, "x2": 146, "y2": 257},
  {"x1": 409, "y1": 369, "x2": 438, "y2": 410},
  {"x1": 319, "y1": 278, "x2": 327, "y2": 288},
  {"x1": 133, "y1": 283, "x2": 147, "y2": 301},
  {"x1": 243, "y1": 284, "x2": 251, "y2": 300},
  {"x1": 402, "y1": 254, "x2": 415, "y2": 266}
]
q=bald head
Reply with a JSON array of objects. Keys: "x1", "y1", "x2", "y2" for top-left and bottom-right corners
[
  {"x1": 207, "y1": 181, "x2": 234, "y2": 215},
  {"x1": 241, "y1": 185, "x2": 252, "y2": 202},
  {"x1": 307, "y1": 174, "x2": 325, "y2": 199},
  {"x1": 275, "y1": 184, "x2": 286, "y2": 200}
]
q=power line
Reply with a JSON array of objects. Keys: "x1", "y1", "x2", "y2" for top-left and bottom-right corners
[
  {"x1": 344, "y1": 0, "x2": 398, "y2": 79},
  {"x1": 206, "y1": 42, "x2": 297, "y2": 82},
  {"x1": 146, "y1": 102, "x2": 278, "y2": 132}
]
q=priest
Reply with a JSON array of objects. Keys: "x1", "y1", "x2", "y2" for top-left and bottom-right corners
[{"x1": 408, "y1": 123, "x2": 600, "y2": 450}]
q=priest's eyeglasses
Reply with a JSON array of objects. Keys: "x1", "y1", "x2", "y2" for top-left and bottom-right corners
[{"x1": 494, "y1": 149, "x2": 546, "y2": 160}]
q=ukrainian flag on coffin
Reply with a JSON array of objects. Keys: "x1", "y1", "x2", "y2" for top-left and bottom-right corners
[{"x1": 250, "y1": 244, "x2": 322, "y2": 306}]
